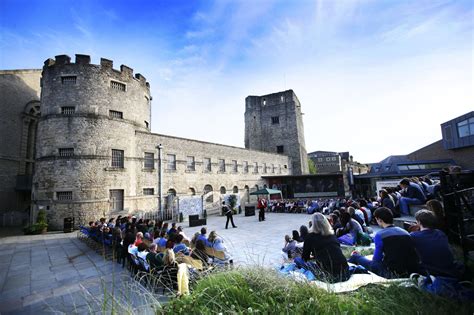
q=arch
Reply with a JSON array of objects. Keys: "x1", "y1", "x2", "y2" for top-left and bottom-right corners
[
  {"x1": 232, "y1": 186, "x2": 239, "y2": 194},
  {"x1": 167, "y1": 188, "x2": 177, "y2": 196},
  {"x1": 254, "y1": 184, "x2": 259, "y2": 192},
  {"x1": 220, "y1": 186, "x2": 226, "y2": 195},
  {"x1": 244, "y1": 185, "x2": 250, "y2": 202},
  {"x1": 24, "y1": 100, "x2": 41, "y2": 117},
  {"x1": 188, "y1": 187, "x2": 196, "y2": 195},
  {"x1": 263, "y1": 184, "x2": 268, "y2": 189},
  {"x1": 203, "y1": 184, "x2": 213, "y2": 203},
  {"x1": 203, "y1": 184, "x2": 213, "y2": 194}
]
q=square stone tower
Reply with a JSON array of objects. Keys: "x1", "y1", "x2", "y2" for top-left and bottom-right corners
[{"x1": 245, "y1": 90, "x2": 309, "y2": 175}]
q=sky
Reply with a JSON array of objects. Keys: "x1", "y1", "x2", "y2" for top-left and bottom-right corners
[{"x1": 1, "y1": 0, "x2": 472, "y2": 163}]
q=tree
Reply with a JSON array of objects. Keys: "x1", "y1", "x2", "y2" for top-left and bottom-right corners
[{"x1": 308, "y1": 159, "x2": 317, "y2": 174}]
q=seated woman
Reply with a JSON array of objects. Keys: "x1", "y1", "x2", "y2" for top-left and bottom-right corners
[
  {"x1": 173, "y1": 234, "x2": 190, "y2": 255},
  {"x1": 208, "y1": 231, "x2": 232, "y2": 265},
  {"x1": 299, "y1": 225, "x2": 309, "y2": 241},
  {"x1": 336, "y1": 212, "x2": 363, "y2": 246},
  {"x1": 190, "y1": 239, "x2": 210, "y2": 267},
  {"x1": 294, "y1": 213, "x2": 350, "y2": 283},
  {"x1": 161, "y1": 249, "x2": 179, "y2": 291}
]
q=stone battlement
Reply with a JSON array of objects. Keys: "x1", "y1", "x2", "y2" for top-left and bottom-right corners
[{"x1": 43, "y1": 54, "x2": 149, "y2": 88}]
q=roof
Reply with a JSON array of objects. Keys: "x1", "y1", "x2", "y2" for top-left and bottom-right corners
[
  {"x1": 357, "y1": 158, "x2": 455, "y2": 179},
  {"x1": 249, "y1": 188, "x2": 282, "y2": 196}
]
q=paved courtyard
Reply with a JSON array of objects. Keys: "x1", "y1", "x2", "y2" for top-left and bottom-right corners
[{"x1": 0, "y1": 212, "x2": 320, "y2": 314}]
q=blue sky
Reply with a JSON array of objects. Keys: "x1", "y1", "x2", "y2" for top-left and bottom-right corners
[{"x1": 1, "y1": 0, "x2": 472, "y2": 163}]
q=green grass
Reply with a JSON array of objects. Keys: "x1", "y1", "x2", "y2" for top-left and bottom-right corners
[{"x1": 158, "y1": 267, "x2": 473, "y2": 315}]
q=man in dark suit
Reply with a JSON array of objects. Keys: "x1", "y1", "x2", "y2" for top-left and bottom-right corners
[{"x1": 223, "y1": 201, "x2": 237, "y2": 229}]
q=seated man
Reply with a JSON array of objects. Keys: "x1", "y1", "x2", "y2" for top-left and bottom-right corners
[
  {"x1": 154, "y1": 230, "x2": 168, "y2": 248},
  {"x1": 146, "y1": 243, "x2": 164, "y2": 270},
  {"x1": 410, "y1": 210, "x2": 458, "y2": 277},
  {"x1": 197, "y1": 227, "x2": 209, "y2": 246},
  {"x1": 173, "y1": 234, "x2": 190, "y2": 255},
  {"x1": 399, "y1": 178, "x2": 426, "y2": 215},
  {"x1": 349, "y1": 207, "x2": 420, "y2": 278}
]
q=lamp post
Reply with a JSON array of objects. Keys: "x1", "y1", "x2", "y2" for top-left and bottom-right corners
[{"x1": 156, "y1": 144, "x2": 163, "y2": 221}]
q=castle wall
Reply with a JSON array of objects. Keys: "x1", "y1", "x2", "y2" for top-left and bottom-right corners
[{"x1": 0, "y1": 69, "x2": 41, "y2": 225}]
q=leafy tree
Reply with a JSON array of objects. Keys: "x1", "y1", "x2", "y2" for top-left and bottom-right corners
[{"x1": 308, "y1": 159, "x2": 317, "y2": 174}]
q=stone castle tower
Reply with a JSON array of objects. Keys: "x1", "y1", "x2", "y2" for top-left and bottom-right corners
[
  {"x1": 34, "y1": 54, "x2": 151, "y2": 228},
  {"x1": 245, "y1": 90, "x2": 309, "y2": 175}
]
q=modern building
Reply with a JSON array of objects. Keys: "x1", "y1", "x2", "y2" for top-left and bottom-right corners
[{"x1": 0, "y1": 54, "x2": 309, "y2": 229}]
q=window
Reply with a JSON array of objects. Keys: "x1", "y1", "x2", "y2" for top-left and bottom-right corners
[
  {"x1": 326, "y1": 157, "x2": 331, "y2": 161},
  {"x1": 204, "y1": 158, "x2": 211, "y2": 172},
  {"x1": 317, "y1": 158, "x2": 323, "y2": 162},
  {"x1": 277, "y1": 145, "x2": 284, "y2": 153},
  {"x1": 143, "y1": 188, "x2": 154, "y2": 195},
  {"x1": 263, "y1": 163, "x2": 267, "y2": 174},
  {"x1": 278, "y1": 164, "x2": 282, "y2": 173},
  {"x1": 271, "y1": 116, "x2": 280, "y2": 124},
  {"x1": 219, "y1": 159, "x2": 225, "y2": 172},
  {"x1": 187, "y1": 156, "x2": 195, "y2": 171},
  {"x1": 111, "y1": 81, "x2": 126, "y2": 91},
  {"x1": 145, "y1": 121, "x2": 149, "y2": 129},
  {"x1": 254, "y1": 162, "x2": 258, "y2": 173},
  {"x1": 110, "y1": 189, "x2": 124, "y2": 211},
  {"x1": 61, "y1": 76, "x2": 76, "y2": 84},
  {"x1": 281, "y1": 95, "x2": 285, "y2": 103},
  {"x1": 271, "y1": 164, "x2": 275, "y2": 173},
  {"x1": 57, "y1": 191, "x2": 72, "y2": 200},
  {"x1": 144, "y1": 152, "x2": 154, "y2": 169},
  {"x1": 167, "y1": 154, "x2": 176, "y2": 170},
  {"x1": 262, "y1": 98, "x2": 266, "y2": 105},
  {"x1": 332, "y1": 157, "x2": 337, "y2": 161},
  {"x1": 232, "y1": 160, "x2": 238, "y2": 173},
  {"x1": 457, "y1": 118, "x2": 474, "y2": 137},
  {"x1": 59, "y1": 148, "x2": 74, "y2": 157},
  {"x1": 61, "y1": 106, "x2": 75, "y2": 115},
  {"x1": 243, "y1": 161, "x2": 249, "y2": 173},
  {"x1": 111, "y1": 149, "x2": 124, "y2": 168},
  {"x1": 109, "y1": 110, "x2": 123, "y2": 119}
]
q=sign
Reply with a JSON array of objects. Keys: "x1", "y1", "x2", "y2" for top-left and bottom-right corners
[
  {"x1": 375, "y1": 180, "x2": 400, "y2": 195},
  {"x1": 294, "y1": 192, "x2": 338, "y2": 198}
]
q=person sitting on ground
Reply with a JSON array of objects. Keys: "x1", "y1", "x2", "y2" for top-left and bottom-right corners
[
  {"x1": 399, "y1": 178, "x2": 426, "y2": 215},
  {"x1": 299, "y1": 225, "x2": 309, "y2": 241},
  {"x1": 328, "y1": 213, "x2": 342, "y2": 232},
  {"x1": 134, "y1": 232, "x2": 144, "y2": 246},
  {"x1": 349, "y1": 207, "x2": 420, "y2": 278},
  {"x1": 146, "y1": 243, "x2": 164, "y2": 270},
  {"x1": 190, "y1": 232, "x2": 201, "y2": 247},
  {"x1": 177, "y1": 226, "x2": 190, "y2": 242},
  {"x1": 197, "y1": 227, "x2": 209, "y2": 246},
  {"x1": 336, "y1": 212, "x2": 363, "y2": 245},
  {"x1": 282, "y1": 235, "x2": 298, "y2": 259},
  {"x1": 190, "y1": 239, "x2": 210, "y2": 267},
  {"x1": 406, "y1": 199, "x2": 446, "y2": 233},
  {"x1": 168, "y1": 222, "x2": 178, "y2": 236},
  {"x1": 208, "y1": 231, "x2": 233, "y2": 264},
  {"x1": 173, "y1": 234, "x2": 190, "y2": 256},
  {"x1": 348, "y1": 206, "x2": 365, "y2": 228},
  {"x1": 294, "y1": 213, "x2": 350, "y2": 283},
  {"x1": 379, "y1": 189, "x2": 397, "y2": 217},
  {"x1": 292, "y1": 230, "x2": 303, "y2": 243},
  {"x1": 410, "y1": 210, "x2": 458, "y2": 277}
]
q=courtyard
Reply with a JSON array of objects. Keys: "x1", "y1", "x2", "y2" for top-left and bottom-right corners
[{"x1": 0, "y1": 212, "x2": 315, "y2": 314}]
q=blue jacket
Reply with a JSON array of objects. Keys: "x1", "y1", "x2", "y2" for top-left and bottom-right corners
[{"x1": 403, "y1": 182, "x2": 426, "y2": 202}]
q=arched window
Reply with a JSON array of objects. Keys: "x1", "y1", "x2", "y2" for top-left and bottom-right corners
[
  {"x1": 233, "y1": 186, "x2": 239, "y2": 194},
  {"x1": 220, "y1": 186, "x2": 226, "y2": 194},
  {"x1": 244, "y1": 185, "x2": 250, "y2": 202},
  {"x1": 188, "y1": 187, "x2": 196, "y2": 195},
  {"x1": 204, "y1": 184, "x2": 213, "y2": 203},
  {"x1": 167, "y1": 188, "x2": 176, "y2": 196},
  {"x1": 22, "y1": 101, "x2": 41, "y2": 175}
]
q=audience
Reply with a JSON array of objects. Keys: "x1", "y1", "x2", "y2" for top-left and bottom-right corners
[
  {"x1": 190, "y1": 239, "x2": 210, "y2": 267},
  {"x1": 282, "y1": 235, "x2": 299, "y2": 259},
  {"x1": 336, "y1": 212, "x2": 363, "y2": 246},
  {"x1": 295, "y1": 213, "x2": 350, "y2": 283},
  {"x1": 197, "y1": 227, "x2": 209, "y2": 246},
  {"x1": 399, "y1": 178, "x2": 426, "y2": 215},
  {"x1": 146, "y1": 243, "x2": 164, "y2": 270},
  {"x1": 173, "y1": 234, "x2": 190, "y2": 256},
  {"x1": 349, "y1": 207, "x2": 420, "y2": 278}
]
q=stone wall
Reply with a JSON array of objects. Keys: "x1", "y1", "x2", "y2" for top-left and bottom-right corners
[{"x1": 0, "y1": 69, "x2": 41, "y2": 224}]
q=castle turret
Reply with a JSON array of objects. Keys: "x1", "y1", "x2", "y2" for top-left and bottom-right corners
[
  {"x1": 34, "y1": 54, "x2": 152, "y2": 228},
  {"x1": 244, "y1": 90, "x2": 308, "y2": 175}
]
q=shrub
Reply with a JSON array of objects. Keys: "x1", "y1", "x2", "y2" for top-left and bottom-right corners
[{"x1": 24, "y1": 209, "x2": 48, "y2": 235}]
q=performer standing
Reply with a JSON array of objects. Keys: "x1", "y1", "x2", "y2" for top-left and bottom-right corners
[
  {"x1": 223, "y1": 201, "x2": 237, "y2": 229},
  {"x1": 258, "y1": 198, "x2": 267, "y2": 222}
]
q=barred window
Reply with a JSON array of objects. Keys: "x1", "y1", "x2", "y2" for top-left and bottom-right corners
[
  {"x1": 263, "y1": 163, "x2": 267, "y2": 174},
  {"x1": 219, "y1": 159, "x2": 225, "y2": 172},
  {"x1": 204, "y1": 158, "x2": 211, "y2": 172},
  {"x1": 232, "y1": 160, "x2": 238, "y2": 173},
  {"x1": 61, "y1": 106, "x2": 75, "y2": 115},
  {"x1": 109, "y1": 110, "x2": 123, "y2": 119},
  {"x1": 57, "y1": 191, "x2": 72, "y2": 200},
  {"x1": 111, "y1": 81, "x2": 126, "y2": 91},
  {"x1": 243, "y1": 161, "x2": 248, "y2": 173},
  {"x1": 187, "y1": 156, "x2": 195, "y2": 171},
  {"x1": 277, "y1": 145, "x2": 284, "y2": 153},
  {"x1": 254, "y1": 162, "x2": 258, "y2": 173},
  {"x1": 143, "y1": 188, "x2": 154, "y2": 195},
  {"x1": 271, "y1": 116, "x2": 279, "y2": 124},
  {"x1": 144, "y1": 152, "x2": 154, "y2": 169},
  {"x1": 111, "y1": 149, "x2": 124, "y2": 168},
  {"x1": 61, "y1": 76, "x2": 76, "y2": 84},
  {"x1": 59, "y1": 148, "x2": 74, "y2": 157},
  {"x1": 167, "y1": 154, "x2": 176, "y2": 170}
]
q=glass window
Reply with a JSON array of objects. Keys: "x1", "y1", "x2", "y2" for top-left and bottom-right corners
[
  {"x1": 263, "y1": 163, "x2": 267, "y2": 174},
  {"x1": 111, "y1": 149, "x2": 124, "y2": 168},
  {"x1": 457, "y1": 118, "x2": 474, "y2": 138},
  {"x1": 277, "y1": 145, "x2": 284, "y2": 153},
  {"x1": 110, "y1": 189, "x2": 124, "y2": 211},
  {"x1": 187, "y1": 156, "x2": 195, "y2": 171},
  {"x1": 143, "y1": 188, "x2": 154, "y2": 195},
  {"x1": 254, "y1": 162, "x2": 258, "y2": 173},
  {"x1": 398, "y1": 165, "x2": 408, "y2": 171},
  {"x1": 167, "y1": 154, "x2": 176, "y2": 170},
  {"x1": 204, "y1": 158, "x2": 211, "y2": 172},
  {"x1": 219, "y1": 159, "x2": 225, "y2": 172},
  {"x1": 144, "y1": 152, "x2": 154, "y2": 169},
  {"x1": 232, "y1": 160, "x2": 238, "y2": 173},
  {"x1": 243, "y1": 161, "x2": 248, "y2": 173}
]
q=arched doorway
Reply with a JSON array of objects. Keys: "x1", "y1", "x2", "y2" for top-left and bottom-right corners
[
  {"x1": 188, "y1": 187, "x2": 196, "y2": 195},
  {"x1": 244, "y1": 185, "x2": 250, "y2": 202},
  {"x1": 164, "y1": 188, "x2": 177, "y2": 220},
  {"x1": 220, "y1": 186, "x2": 226, "y2": 195},
  {"x1": 204, "y1": 184, "x2": 213, "y2": 202},
  {"x1": 232, "y1": 186, "x2": 239, "y2": 194}
]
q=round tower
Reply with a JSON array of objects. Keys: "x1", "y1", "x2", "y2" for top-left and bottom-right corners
[{"x1": 33, "y1": 54, "x2": 152, "y2": 229}]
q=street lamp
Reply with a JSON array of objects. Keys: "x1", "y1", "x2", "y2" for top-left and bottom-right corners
[{"x1": 156, "y1": 144, "x2": 163, "y2": 221}]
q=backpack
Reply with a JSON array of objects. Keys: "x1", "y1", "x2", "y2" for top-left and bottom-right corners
[{"x1": 414, "y1": 274, "x2": 474, "y2": 301}]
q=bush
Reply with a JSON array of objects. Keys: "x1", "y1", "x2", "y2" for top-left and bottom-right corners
[
  {"x1": 24, "y1": 209, "x2": 48, "y2": 235},
  {"x1": 158, "y1": 267, "x2": 474, "y2": 314}
]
